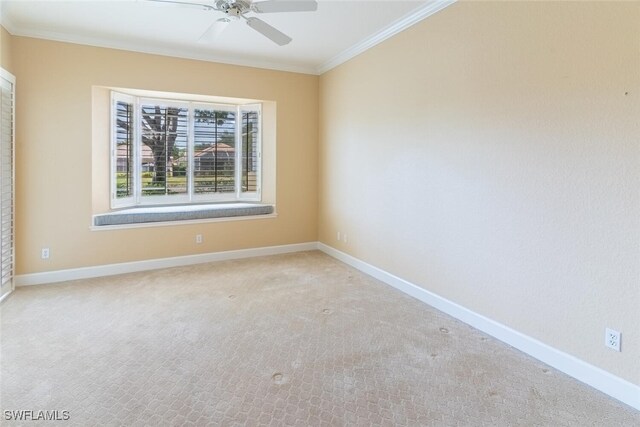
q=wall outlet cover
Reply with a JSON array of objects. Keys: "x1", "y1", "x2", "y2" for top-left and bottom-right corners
[{"x1": 605, "y1": 328, "x2": 621, "y2": 352}]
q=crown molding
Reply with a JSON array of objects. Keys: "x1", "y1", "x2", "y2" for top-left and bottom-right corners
[
  {"x1": 1, "y1": 24, "x2": 318, "y2": 75},
  {"x1": 316, "y1": 0, "x2": 456, "y2": 75},
  {"x1": 13, "y1": 29, "x2": 318, "y2": 75},
  {"x1": 2, "y1": 1, "x2": 456, "y2": 76}
]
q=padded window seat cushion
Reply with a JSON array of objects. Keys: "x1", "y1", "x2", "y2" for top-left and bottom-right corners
[{"x1": 94, "y1": 203, "x2": 274, "y2": 226}]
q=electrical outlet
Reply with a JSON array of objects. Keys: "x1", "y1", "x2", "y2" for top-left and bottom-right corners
[
  {"x1": 343, "y1": 234, "x2": 348, "y2": 243},
  {"x1": 195, "y1": 234, "x2": 203, "y2": 244},
  {"x1": 605, "y1": 328, "x2": 621, "y2": 352},
  {"x1": 337, "y1": 231, "x2": 341, "y2": 241},
  {"x1": 41, "y1": 248, "x2": 50, "y2": 260}
]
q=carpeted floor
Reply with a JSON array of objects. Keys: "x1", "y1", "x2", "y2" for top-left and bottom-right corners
[{"x1": 1, "y1": 251, "x2": 638, "y2": 426}]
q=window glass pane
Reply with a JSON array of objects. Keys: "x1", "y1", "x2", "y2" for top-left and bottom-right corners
[
  {"x1": 139, "y1": 105, "x2": 189, "y2": 197},
  {"x1": 242, "y1": 110, "x2": 259, "y2": 192},
  {"x1": 115, "y1": 101, "x2": 133, "y2": 198},
  {"x1": 193, "y1": 109, "x2": 236, "y2": 194}
]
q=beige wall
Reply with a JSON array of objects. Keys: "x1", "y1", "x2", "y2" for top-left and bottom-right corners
[
  {"x1": 1, "y1": 26, "x2": 13, "y2": 72},
  {"x1": 319, "y1": 1, "x2": 639, "y2": 384},
  {"x1": 7, "y1": 0, "x2": 639, "y2": 387},
  {"x1": 13, "y1": 37, "x2": 318, "y2": 274}
]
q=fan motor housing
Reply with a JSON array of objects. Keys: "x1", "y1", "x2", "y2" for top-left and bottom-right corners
[{"x1": 216, "y1": 0, "x2": 250, "y2": 17}]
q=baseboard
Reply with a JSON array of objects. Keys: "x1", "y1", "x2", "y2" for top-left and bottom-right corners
[
  {"x1": 14, "y1": 242, "x2": 318, "y2": 287},
  {"x1": 14, "y1": 241, "x2": 639, "y2": 410},
  {"x1": 317, "y1": 242, "x2": 640, "y2": 411}
]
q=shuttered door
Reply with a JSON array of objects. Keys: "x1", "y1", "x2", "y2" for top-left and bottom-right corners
[{"x1": 0, "y1": 69, "x2": 15, "y2": 302}]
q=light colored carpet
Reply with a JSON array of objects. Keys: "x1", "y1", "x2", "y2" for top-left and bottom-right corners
[{"x1": 1, "y1": 251, "x2": 638, "y2": 426}]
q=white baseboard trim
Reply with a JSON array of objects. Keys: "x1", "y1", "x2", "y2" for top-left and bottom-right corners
[
  {"x1": 13, "y1": 241, "x2": 639, "y2": 410},
  {"x1": 15, "y1": 242, "x2": 318, "y2": 287},
  {"x1": 317, "y1": 242, "x2": 640, "y2": 411}
]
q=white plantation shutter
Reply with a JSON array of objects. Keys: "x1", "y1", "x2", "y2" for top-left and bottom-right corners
[
  {"x1": 192, "y1": 106, "x2": 237, "y2": 197},
  {"x1": 111, "y1": 92, "x2": 135, "y2": 208},
  {"x1": 111, "y1": 92, "x2": 263, "y2": 206},
  {"x1": 0, "y1": 68, "x2": 15, "y2": 302},
  {"x1": 138, "y1": 101, "x2": 190, "y2": 202},
  {"x1": 239, "y1": 104, "x2": 261, "y2": 200}
]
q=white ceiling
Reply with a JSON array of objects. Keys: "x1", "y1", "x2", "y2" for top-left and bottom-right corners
[{"x1": 0, "y1": 0, "x2": 454, "y2": 74}]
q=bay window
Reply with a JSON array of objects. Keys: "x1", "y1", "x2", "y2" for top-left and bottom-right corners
[{"x1": 111, "y1": 92, "x2": 261, "y2": 208}]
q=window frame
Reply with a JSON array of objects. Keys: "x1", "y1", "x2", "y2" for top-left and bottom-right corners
[{"x1": 110, "y1": 91, "x2": 262, "y2": 209}]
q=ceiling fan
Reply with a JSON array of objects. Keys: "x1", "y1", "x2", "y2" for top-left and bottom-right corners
[{"x1": 147, "y1": 0, "x2": 318, "y2": 46}]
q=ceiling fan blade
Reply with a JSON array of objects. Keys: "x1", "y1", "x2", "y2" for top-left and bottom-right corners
[
  {"x1": 245, "y1": 17, "x2": 292, "y2": 46},
  {"x1": 198, "y1": 18, "x2": 231, "y2": 43},
  {"x1": 145, "y1": 0, "x2": 215, "y2": 11},
  {"x1": 252, "y1": 0, "x2": 318, "y2": 14}
]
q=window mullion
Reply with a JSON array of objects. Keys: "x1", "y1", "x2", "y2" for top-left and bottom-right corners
[
  {"x1": 188, "y1": 104, "x2": 195, "y2": 202},
  {"x1": 235, "y1": 106, "x2": 242, "y2": 199},
  {"x1": 110, "y1": 95, "x2": 116, "y2": 202},
  {"x1": 256, "y1": 108, "x2": 262, "y2": 196},
  {"x1": 134, "y1": 98, "x2": 141, "y2": 205}
]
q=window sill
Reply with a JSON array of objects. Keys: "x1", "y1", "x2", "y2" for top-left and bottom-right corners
[{"x1": 92, "y1": 203, "x2": 275, "y2": 230}]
